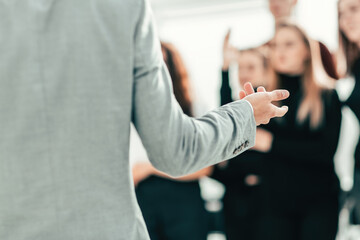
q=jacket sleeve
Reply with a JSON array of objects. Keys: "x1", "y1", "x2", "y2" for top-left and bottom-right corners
[{"x1": 131, "y1": 0, "x2": 256, "y2": 177}]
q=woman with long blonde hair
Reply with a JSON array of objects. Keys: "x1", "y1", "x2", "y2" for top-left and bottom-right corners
[{"x1": 252, "y1": 22, "x2": 342, "y2": 240}]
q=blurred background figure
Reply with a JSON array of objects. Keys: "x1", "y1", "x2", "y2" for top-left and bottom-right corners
[
  {"x1": 337, "y1": 0, "x2": 360, "y2": 229},
  {"x1": 132, "y1": 42, "x2": 213, "y2": 240},
  {"x1": 268, "y1": 0, "x2": 297, "y2": 24},
  {"x1": 253, "y1": 22, "x2": 341, "y2": 240},
  {"x1": 210, "y1": 30, "x2": 269, "y2": 240},
  {"x1": 267, "y1": 0, "x2": 339, "y2": 80}
]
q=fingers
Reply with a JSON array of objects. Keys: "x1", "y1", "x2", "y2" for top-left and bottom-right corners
[
  {"x1": 257, "y1": 86, "x2": 266, "y2": 93},
  {"x1": 273, "y1": 105, "x2": 289, "y2": 118},
  {"x1": 224, "y1": 30, "x2": 231, "y2": 45},
  {"x1": 269, "y1": 89, "x2": 290, "y2": 102},
  {"x1": 244, "y1": 82, "x2": 255, "y2": 95},
  {"x1": 239, "y1": 82, "x2": 255, "y2": 99},
  {"x1": 225, "y1": 29, "x2": 231, "y2": 39},
  {"x1": 239, "y1": 90, "x2": 246, "y2": 100}
]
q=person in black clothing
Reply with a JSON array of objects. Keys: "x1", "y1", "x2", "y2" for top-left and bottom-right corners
[
  {"x1": 338, "y1": 0, "x2": 360, "y2": 224},
  {"x1": 132, "y1": 42, "x2": 213, "y2": 240},
  {"x1": 211, "y1": 31, "x2": 269, "y2": 240},
  {"x1": 249, "y1": 22, "x2": 342, "y2": 240}
]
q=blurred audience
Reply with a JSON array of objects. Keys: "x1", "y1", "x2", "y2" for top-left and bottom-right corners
[{"x1": 130, "y1": 1, "x2": 360, "y2": 239}]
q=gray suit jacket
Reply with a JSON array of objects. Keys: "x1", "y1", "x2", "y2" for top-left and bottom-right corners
[{"x1": 0, "y1": 0, "x2": 255, "y2": 239}]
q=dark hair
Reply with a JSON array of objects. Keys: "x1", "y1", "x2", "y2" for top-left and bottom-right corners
[
  {"x1": 338, "y1": 31, "x2": 360, "y2": 75},
  {"x1": 161, "y1": 42, "x2": 193, "y2": 117},
  {"x1": 338, "y1": 0, "x2": 360, "y2": 76}
]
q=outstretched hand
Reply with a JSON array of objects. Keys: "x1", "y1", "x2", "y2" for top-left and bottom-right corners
[{"x1": 240, "y1": 82, "x2": 289, "y2": 126}]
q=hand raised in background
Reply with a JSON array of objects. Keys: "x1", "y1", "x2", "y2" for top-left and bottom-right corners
[{"x1": 222, "y1": 29, "x2": 238, "y2": 70}]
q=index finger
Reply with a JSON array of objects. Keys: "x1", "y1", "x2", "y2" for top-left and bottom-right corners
[
  {"x1": 269, "y1": 90, "x2": 290, "y2": 102},
  {"x1": 224, "y1": 29, "x2": 231, "y2": 42}
]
